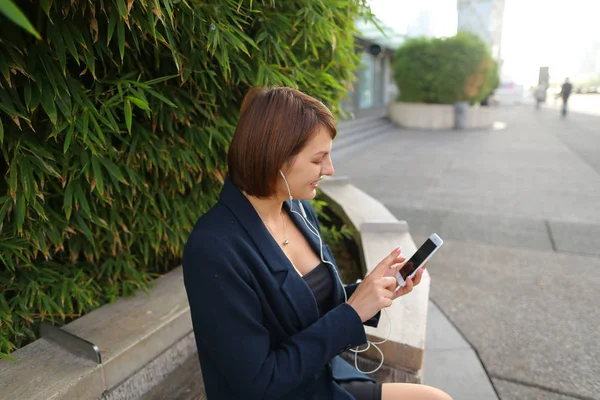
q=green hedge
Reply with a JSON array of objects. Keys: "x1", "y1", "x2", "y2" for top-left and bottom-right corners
[
  {"x1": 0, "y1": 0, "x2": 370, "y2": 359},
  {"x1": 393, "y1": 32, "x2": 499, "y2": 104}
]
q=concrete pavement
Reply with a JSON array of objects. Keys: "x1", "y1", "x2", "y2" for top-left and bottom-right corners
[{"x1": 333, "y1": 105, "x2": 600, "y2": 399}]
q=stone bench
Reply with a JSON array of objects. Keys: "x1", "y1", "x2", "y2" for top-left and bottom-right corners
[
  {"x1": 0, "y1": 177, "x2": 429, "y2": 398},
  {"x1": 319, "y1": 177, "x2": 430, "y2": 383}
]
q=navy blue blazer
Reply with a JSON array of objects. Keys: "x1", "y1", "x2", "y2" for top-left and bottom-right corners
[{"x1": 182, "y1": 178, "x2": 379, "y2": 399}]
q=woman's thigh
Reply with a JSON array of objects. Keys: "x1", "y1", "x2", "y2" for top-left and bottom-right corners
[{"x1": 382, "y1": 383, "x2": 452, "y2": 400}]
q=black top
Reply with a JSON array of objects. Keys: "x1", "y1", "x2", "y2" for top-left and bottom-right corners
[{"x1": 302, "y1": 262, "x2": 334, "y2": 316}]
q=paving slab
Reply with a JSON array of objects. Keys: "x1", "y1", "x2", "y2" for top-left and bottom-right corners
[
  {"x1": 492, "y1": 378, "x2": 583, "y2": 400},
  {"x1": 389, "y1": 206, "x2": 554, "y2": 252},
  {"x1": 424, "y1": 349, "x2": 498, "y2": 400},
  {"x1": 423, "y1": 301, "x2": 498, "y2": 400},
  {"x1": 548, "y1": 220, "x2": 600, "y2": 257},
  {"x1": 427, "y1": 239, "x2": 600, "y2": 399}
]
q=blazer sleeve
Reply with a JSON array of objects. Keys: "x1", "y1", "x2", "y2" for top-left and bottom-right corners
[
  {"x1": 182, "y1": 233, "x2": 368, "y2": 400},
  {"x1": 344, "y1": 283, "x2": 380, "y2": 328},
  {"x1": 303, "y1": 200, "x2": 381, "y2": 327}
]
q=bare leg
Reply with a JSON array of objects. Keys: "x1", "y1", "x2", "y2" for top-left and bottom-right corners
[{"x1": 382, "y1": 383, "x2": 452, "y2": 400}]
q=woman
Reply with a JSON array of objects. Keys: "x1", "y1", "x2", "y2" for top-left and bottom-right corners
[{"x1": 182, "y1": 87, "x2": 451, "y2": 400}]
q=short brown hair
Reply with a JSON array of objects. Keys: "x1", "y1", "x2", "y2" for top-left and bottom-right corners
[{"x1": 227, "y1": 87, "x2": 336, "y2": 198}]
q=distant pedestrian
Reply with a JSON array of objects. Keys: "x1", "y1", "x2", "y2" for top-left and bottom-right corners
[
  {"x1": 559, "y1": 78, "x2": 573, "y2": 116},
  {"x1": 480, "y1": 90, "x2": 494, "y2": 106}
]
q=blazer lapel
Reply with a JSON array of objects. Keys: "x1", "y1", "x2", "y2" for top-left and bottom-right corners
[
  {"x1": 284, "y1": 200, "x2": 346, "y2": 306},
  {"x1": 219, "y1": 178, "x2": 319, "y2": 328}
]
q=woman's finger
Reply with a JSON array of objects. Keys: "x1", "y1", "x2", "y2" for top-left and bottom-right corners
[
  {"x1": 372, "y1": 247, "x2": 403, "y2": 277},
  {"x1": 393, "y1": 277, "x2": 413, "y2": 299},
  {"x1": 404, "y1": 277, "x2": 414, "y2": 293},
  {"x1": 413, "y1": 269, "x2": 424, "y2": 286},
  {"x1": 381, "y1": 276, "x2": 398, "y2": 291}
]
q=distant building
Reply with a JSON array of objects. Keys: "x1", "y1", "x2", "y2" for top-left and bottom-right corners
[
  {"x1": 341, "y1": 20, "x2": 405, "y2": 117},
  {"x1": 457, "y1": 0, "x2": 505, "y2": 60}
]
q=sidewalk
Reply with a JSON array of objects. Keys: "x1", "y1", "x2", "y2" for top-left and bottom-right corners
[
  {"x1": 333, "y1": 105, "x2": 600, "y2": 400},
  {"x1": 424, "y1": 300, "x2": 498, "y2": 399}
]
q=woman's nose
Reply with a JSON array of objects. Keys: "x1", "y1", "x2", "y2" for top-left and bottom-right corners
[{"x1": 322, "y1": 160, "x2": 334, "y2": 176}]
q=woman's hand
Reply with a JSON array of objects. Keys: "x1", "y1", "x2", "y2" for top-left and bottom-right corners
[
  {"x1": 347, "y1": 248, "x2": 406, "y2": 322},
  {"x1": 391, "y1": 263, "x2": 427, "y2": 299}
]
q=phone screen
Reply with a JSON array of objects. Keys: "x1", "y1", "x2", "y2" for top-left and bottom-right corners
[{"x1": 400, "y1": 238, "x2": 437, "y2": 280}]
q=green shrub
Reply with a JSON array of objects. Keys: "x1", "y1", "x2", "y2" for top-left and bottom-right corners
[
  {"x1": 0, "y1": 0, "x2": 371, "y2": 359},
  {"x1": 393, "y1": 32, "x2": 499, "y2": 104}
]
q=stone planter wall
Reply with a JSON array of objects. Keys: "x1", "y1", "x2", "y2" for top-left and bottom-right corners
[{"x1": 388, "y1": 101, "x2": 494, "y2": 130}]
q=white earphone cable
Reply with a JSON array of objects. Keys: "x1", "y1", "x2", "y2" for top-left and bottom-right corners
[{"x1": 280, "y1": 171, "x2": 390, "y2": 374}]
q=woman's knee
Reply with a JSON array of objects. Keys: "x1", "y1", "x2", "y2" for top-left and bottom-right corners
[
  {"x1": 420, "y1": 385, "x2": 452, "y2": 400},
  {"x1": 381, "y1": 382, "x2": 453, "y2": 400}
]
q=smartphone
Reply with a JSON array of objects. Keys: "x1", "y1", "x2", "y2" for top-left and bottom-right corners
[{"x1": 395, "y1": 233, "x2": 443, "y2": 288}]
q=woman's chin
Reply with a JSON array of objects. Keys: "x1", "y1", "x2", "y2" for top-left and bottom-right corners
[{"x1": 298, "y1": 188, "x2": 318, "y2": 200}]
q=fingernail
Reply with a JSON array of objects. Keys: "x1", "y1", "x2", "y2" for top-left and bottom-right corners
[{"x1": 393, "y1": 247, "x2": 401, "y2": 254}]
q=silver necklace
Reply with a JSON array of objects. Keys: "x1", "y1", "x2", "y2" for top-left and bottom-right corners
[{"x1": 263, "y1": 211, "x2": 289, "y2": 247}]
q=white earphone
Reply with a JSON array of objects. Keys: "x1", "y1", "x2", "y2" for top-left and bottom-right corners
[{"x1": 279, "y1": 170, "x2": 391, "y2": 374}]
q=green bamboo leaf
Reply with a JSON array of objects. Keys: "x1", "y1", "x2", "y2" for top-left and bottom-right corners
[
  {"x1": 0, "y1": 195, "x2": 12, "y2": 226},
  {"x1": 61, "y1": 28, "x2": 79, "y2": 65},
  {"x1": 41, "y1": 0, "x2": 53, "y2": 18},
  {"x1": 23, "y1": 83, "x2": 33, "y2": 111},
  {"x1": 115, "y1": 0, "x2": 127, "y2": 18},
  {"x1": 117, "y1": 18, "x2": 125, "y2": 61},
  {"x1": 130, "y1": 27, "x2": 141, "y2": 52},
  {"x1": 102, "y1": 108, "x2": 120, "y2": 133},
  {"x1": 29, "y1": 83, "x2": 41, "y2": 111},
  {"x1": 63, "y1": 182, "x2": 74, "y2": 219},
  {"x1": 0, "y1": 89, "x2": 20, "y2": 117},
  {"x1": 19, "y1": 158, "x2": 34, "y2": 200},
  {"x1": 0, "y1": 0, "x2": 41, "y2": 39},
  {"x1": 88, "y1": 113, "x2": 107, "y2": 148},
  {"x1": 14, "y1": 193, "x2": 25, "y2": 233},
  {"x1": 74, "y1": 213, "x2": 94, "y2": 244},
  {"x1": 0, "y1": 118, "x2": 3, "y2": 143},
  {"x1": 30, "y1": 153, "x2": 61, "y2": 179},
  {"x1": 74, "y1": 184, "x2": 92, "y2": 217},
  {"x1": 91, "y1": 156, "x2": 104, "y2": 195},
  {"x1": 32, "y1": 200, "x2": 46, "y2": 222},
  {"x1": 124, "y1": 99, "x2": 132, "y2": 133},
  {"x1": 127, "y1": 96, "x2": 149, "y2": 111},
  {"x1": 0, "y1": 52, "x2": 10, "y2": 82},
  {"x1": 64, "y1": 121, "x2": 75, "y2": 153},
  {"x1": 163, "y1": 25, "x2": 180, "y2": 72},
  {"x1": 142, "y1": 75, "x2": 179, "y2": 86},
  {"x1": 99, "y1": 158, "x2": 127, "y2": 184},
  {"x1": 55, "y1": 100, "x2": 72, "y2": 124},
  {"x1": 41, "y1": 82, "x2": 57, "y2": 125},
  {"x1": 9, "y1": 156, "x2": 18, "y2": 196},
  {"x1": 0, "y1": 353, "x2": 16, "y2": 362},
  {"x1": 146, "y1": 89, "x2": 177, "y2": 107},
  {"x1": 81, "y1": 112, "x2": 89, "y2": 140},
  {"x1": 37, "y1": 229, "x2": 49, "y2": 256},
  {"x1": 83, "y1": 49, "x2": 96, "y2": 78},
  {"x1": 107, "y1": 6, "x2": 118, "y2": 45}
]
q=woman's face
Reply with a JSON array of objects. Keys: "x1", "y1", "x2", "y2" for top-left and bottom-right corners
[{"x1": 280, "y1": 126, "x2": 334, "y2": 200}]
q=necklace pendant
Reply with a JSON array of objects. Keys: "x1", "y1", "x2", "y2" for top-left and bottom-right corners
[{"x1": 283, "y1": 239, "x2": 290, "y2": 246}]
